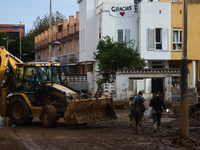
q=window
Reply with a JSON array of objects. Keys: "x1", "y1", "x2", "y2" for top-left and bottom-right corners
[
  {"x1": 173, "y1": 29, "x2": 182, "y2": 51},
  {"x1": 70, "y1": 42, "x2": 73, "y2": 53},
  {"x1": 45, "y1": 50, "x2": 47, "y2": 58},
  {"x1": 151, "y1": 61, "x2": 163, "y2": 68},
  {"x1": 53, "y1": 48, "x2": 55, "y2": 57},
  {"x1": 7, "y1": 32, "x2": 19, "y2": 40},
  {"x1": 14, "y1": 66, "x2": 24, "y2": 92},
  {"x1": 149, "y1": 28, "x2": 169, "y2": 50},
  {"x1": 156, "y1": 28, "x2": 162, "y2": 49},
  {"x1": 117, "y1": 29, "x2": 131, "y2": 47},
  {"x1": 63, "y1": 44, "x2": 66, "y2": 55},
  {"x1": 22, "y1": 67, "x2": 35, "y2": 92},
  {"x1": 41, "y1": 51, "x2": 43, "y2": 59}
]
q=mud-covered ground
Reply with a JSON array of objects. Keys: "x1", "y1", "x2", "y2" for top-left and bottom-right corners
[{"x1": 0, "y1": 109, "x2": 200, "y2": 150}]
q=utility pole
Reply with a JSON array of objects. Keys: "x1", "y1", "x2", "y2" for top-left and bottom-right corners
[
  {"x1": 49, "y1": 0, "x2": 52, "y2": 62},
  {"x1": 20, "y1": 22, "x2": 21, "y2": 60},
  {"x1": 179, "y1": 0, "x2": 189, "y2": 139}
]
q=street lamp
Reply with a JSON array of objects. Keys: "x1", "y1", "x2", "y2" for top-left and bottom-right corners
[
  {"x1": 2, "y1": 36, "x2": 9, "y2": 51},
  {"x1": 49, "y1": 0, "x2": 52, "y2": 62},
  {"x1": 13, "y1": 22, "x2": 22, "y2": 60}
]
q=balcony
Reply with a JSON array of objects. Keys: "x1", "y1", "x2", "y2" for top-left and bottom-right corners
[
  {"x1": 60, "y1": 54, "x2": 68, "y2": 65},
  {"x1": 54, "y1": 53, "x2": 78, "y2": 65},
  {"x1": 68, "y1": 53, "x2": 77, "y2": 64}
]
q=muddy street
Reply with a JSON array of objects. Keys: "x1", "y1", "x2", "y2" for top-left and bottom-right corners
[{"x1": 0, "y1": 109, "x2": 200, "y2": 150}]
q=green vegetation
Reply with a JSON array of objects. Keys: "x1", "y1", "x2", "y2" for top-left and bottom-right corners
[
  {"x1": 26, "y1": 11, "x2": 66, "y2": 38},
  {"x1": 93, "y1": 35, "x2": 146, "y2": 87}
]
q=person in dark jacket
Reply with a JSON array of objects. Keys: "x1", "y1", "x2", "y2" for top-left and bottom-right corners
[
  {"x1": 132, "y1": 91, "x2": 145, "y2": 134},
  {"x1": 149, "y1": 90, "x2": 169, "y2": 133}
]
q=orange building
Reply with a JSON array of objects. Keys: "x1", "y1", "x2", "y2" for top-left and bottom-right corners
[
  {"x1": 0, "y1": 24, "x2": 25, "y2": 40},
  {"x1": 34, "y1": 12, "x2": 84, "y2": 75}
]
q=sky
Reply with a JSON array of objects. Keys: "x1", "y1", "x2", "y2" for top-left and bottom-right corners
[{"x1": 0, "y1": 0, "x2": 79, "y2": 34}]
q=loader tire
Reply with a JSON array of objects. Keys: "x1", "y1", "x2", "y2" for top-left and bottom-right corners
[
  {"x1": 41, "y1": 105, "x2": 57, "y2": 128},
  {"x1": 8, "y1": 96, "x2": 30, "y2": 126}
]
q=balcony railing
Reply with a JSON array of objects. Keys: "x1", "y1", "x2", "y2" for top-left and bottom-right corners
[
  {"x1": 68, "y1": 53, "x2": 77, "y2": 63},
  {"x1": 36, "y1": 53, "x2": 78, "y2": 65},
  {"x1": 52, "y1": 53, "x2": 78, "y2": 65}
]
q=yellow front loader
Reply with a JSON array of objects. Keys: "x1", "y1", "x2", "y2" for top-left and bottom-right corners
[{"x1": 0, "y1": 46, "x2": 117, "y2": 127}]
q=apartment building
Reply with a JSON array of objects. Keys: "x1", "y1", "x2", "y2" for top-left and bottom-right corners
[
  {"x1": 0, "y1": 24, "x2": 25, "y2": 50},
  {"x1": 34, "y1": 12, "x2": 85, "y2": 75},
  {"x1": 170, "y1": 0, "x2": 200, "y2": 91},
  {"x1": 0, "y1": 24, "x2": 25, "y2": 39}
]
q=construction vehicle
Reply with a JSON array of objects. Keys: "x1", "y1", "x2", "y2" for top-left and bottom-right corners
[{"x1": 0, "y1": 46, "x2": 117, "y2": 127}]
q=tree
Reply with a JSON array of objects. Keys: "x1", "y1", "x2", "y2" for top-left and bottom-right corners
[
  {"x1": 9, "y1": 37, "x2": 34, "y2": 62},
  {"x1": 93, "y1": 36, "x2": 146, "y2": 96},
  {"x1": 26, "y1": 11, "x2": 66, "y2": 38},
  {"x1": 0, "y1": 32, "x2": 7, "y2": 48}
]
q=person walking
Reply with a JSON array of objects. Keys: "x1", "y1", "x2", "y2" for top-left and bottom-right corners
[
  {"x1": 132, "y1": 91, "x2": 146, "y2": 134},
  {"x1": 149, "y1": 90, "x2": 169, "y2": 133}
]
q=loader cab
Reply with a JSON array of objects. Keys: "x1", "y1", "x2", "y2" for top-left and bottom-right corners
[{"x1": 13, "y1": 63, "x2": 62, "y2": 106}]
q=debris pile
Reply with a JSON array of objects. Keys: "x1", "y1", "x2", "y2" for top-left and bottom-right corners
[
  {"x1": 172, "y1": 103, "x2": 200, "y2": 119},
  {"x1": 189, "y1": 103, "x2": 200, "y2": 119}
]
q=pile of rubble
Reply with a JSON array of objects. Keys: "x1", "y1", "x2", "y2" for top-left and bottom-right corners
[{"x1": 189, "y1": 103, "x2": 200, "y2": 119}]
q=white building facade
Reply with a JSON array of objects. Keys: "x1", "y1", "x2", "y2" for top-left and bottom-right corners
[{"x1": 77, "y1": 0, "x2": 172, "y2": 100}]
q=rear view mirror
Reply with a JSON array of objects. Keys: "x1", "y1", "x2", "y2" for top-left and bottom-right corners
[{"x1": 32, "y1": 69, "x2": 37, "y2": 75}]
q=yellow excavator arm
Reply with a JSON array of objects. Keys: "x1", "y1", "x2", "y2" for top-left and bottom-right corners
[{"x1": 0, "y1": 46, "x2": 23, "y2": 84}]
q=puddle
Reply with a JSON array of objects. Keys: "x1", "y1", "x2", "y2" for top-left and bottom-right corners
[
  {"x1": 174, "y1": 127, "x2": 200, "y2": 130},
  {"x1": 0, "y1": 117, "x2": 4, "y2": 127},
  {"x1": 0, "y1": 117, "x2": 14, "y2": 128}
]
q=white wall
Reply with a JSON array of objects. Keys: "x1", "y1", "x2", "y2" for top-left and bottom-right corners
[
  {"x1": 79, "y1": 0, "x2": 97, "y2": 62},
  {"x1": 116, "y1": 74, "x2": 130, "y2": 100},
  {"x1": 116, "y1": 74, "x2": 153, "y2": 101},
  {"x1": 79, "y1": 0, "x2": 138, "y2": 63},
  {"x1": 138, "y1": 2, "x2": 171, "y2": 60},
  {"x1": 99, "y1": 4, "x2": 138, "y2": 48}
]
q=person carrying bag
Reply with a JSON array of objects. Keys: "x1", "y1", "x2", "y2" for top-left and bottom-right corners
[{"x1": 149, "y1": 90, "x2": 169, "y2": 133}]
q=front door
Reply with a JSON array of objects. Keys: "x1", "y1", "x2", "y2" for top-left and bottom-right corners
[{"x1": 152, "y1": 78, "x2": 163, "y2": 93}]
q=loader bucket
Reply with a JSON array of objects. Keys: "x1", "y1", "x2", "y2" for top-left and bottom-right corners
[{"x1": 63, "y1": 97, "x2": 117, "y2": 124}]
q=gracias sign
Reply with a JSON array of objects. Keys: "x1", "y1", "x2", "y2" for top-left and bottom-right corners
[{"x1": 110, "y1": 3, "x2": 134, "y2": 18}]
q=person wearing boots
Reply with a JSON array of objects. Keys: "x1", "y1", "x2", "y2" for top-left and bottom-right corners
[
  {"x1": 132, "y1": 91, "x2": 146, "y2": 134},
  {"x1": 149, "y1": 90, "x2": 169, "y2": 133}
]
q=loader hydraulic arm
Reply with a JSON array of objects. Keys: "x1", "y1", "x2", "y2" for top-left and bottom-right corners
[{"x1": 0, "y1": 46, "x2": 23, "y2": 84}]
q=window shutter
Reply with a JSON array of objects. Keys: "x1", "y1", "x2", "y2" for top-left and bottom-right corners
[
  {"x1": 125, "y1": 29, "x2": 130, "y2": 47},
  {"x1": 162, "y1": 28, "x2": 169, "y2": 50},
  {"x1": 118, "y1": 29, "x2": 123, "y2": 42},
  {"x1": 125, "y1": 29, "x2": 130, "y2": 42},
  {"x1": 149, "y1": 28, "x2": 155, "y2": 50}
]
